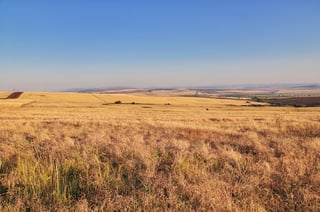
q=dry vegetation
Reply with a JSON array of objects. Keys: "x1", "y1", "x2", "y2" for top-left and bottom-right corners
[{"x1": 0, "y1": 92, "x2": 319, "y2": 211}]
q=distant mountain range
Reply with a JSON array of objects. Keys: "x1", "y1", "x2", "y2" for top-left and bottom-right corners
[
  {"x1": 63, "y1": 83, "x2": 320, "y2": 93},
  {"x1": 290, "y1": 84, "x2": 320, "y2": 89}
]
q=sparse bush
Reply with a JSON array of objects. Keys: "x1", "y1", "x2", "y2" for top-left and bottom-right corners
[
  {"x1": 252, "y1": 96, "x2": 263, "y2": 102},
  {"x1": 114, "y1": 100, "x2": 122, "y2": 104}
]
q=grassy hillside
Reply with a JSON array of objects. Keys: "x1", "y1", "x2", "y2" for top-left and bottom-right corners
[{"x1": 0, "y1": 92, "x2": 319, "y2": 211}]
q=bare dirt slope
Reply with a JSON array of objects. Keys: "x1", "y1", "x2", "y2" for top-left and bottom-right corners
[{"x1": 6, "y1": 92, "x2": 24, "y2": 99}]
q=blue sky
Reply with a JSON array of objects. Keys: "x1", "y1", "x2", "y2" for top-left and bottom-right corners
[{"x1": 1, "y1": 0, "x2": 320, "y2": 91}]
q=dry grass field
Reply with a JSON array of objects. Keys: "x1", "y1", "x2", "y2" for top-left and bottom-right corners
[{"x1": 0, "y1": 92, "x2": 319, "y2": 211}]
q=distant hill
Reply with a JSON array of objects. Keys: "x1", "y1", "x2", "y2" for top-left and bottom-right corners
[
  {"x1": 290, "y1": 84, "x2": 320, "y2": 89},
  {"x1": 65, "y1": 83, "x2": 319, "y2": 93}
]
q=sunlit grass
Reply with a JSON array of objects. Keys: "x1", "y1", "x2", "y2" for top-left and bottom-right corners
[{"x1": 0, "y1": 92, "x2": 319, "y2": 210}]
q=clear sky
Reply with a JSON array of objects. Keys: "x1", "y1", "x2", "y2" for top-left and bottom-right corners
[{"x1": 1, "y1": 0, "x2": 320, "y2": 91}]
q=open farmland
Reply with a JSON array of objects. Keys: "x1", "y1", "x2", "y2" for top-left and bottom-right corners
[
  {"x1": 265, "y1": 96, "x2": 320, "y2": 107},
  {"x1": 0, "y1": 92, "x2": 320, "y2": 211}
]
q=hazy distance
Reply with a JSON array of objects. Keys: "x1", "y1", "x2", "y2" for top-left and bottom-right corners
[{"x1": 1, "y1": 1, "x2": 320, "y2": 91}]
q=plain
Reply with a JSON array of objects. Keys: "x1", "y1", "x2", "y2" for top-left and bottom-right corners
[{"x1": 0, "y1": 92, "x2": 319, "y2": 211}]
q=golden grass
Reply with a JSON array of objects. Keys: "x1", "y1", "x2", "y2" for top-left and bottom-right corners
[{"x1": 0, "y1": 92, "x2": 319, "y2": 211}]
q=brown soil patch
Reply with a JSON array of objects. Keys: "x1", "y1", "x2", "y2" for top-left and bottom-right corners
[
  {"x1": 267, "y1": 97, "x2": 320, "y2": 107},
  {"x1": 6, "y1": 92, "x2": 24, "y2": 99}
]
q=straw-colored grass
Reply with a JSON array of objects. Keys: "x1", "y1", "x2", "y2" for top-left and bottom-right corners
[{"x1": 0, "y1": 92, "x2": 319, "y2": 211}]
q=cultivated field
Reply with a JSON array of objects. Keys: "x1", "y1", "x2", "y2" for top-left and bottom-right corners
[{"x1": 0, "y1": 92, "x2": 319, "y2": 211}]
